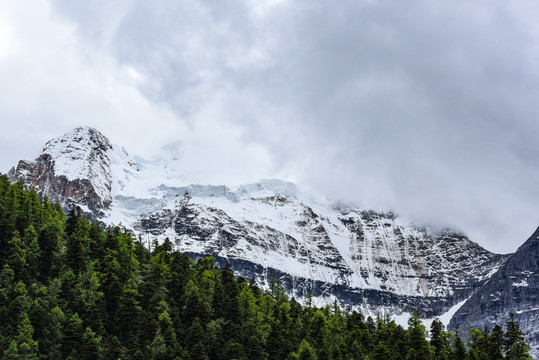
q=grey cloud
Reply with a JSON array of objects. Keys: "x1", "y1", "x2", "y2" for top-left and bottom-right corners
[{"x1": 17, "y1": 0, "x2": 539, "y2": 252}]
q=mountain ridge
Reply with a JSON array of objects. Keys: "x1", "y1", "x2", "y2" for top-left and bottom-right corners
[
  {"x1": 449, "y1": 227, "x2": 539, "y2": 356},
  {"x1": 8, "y1": 126, "x2": 508, "y2": 321}
]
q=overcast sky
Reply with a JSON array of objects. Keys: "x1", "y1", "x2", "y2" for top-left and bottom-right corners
[{"x1": 1, "y1": 0, "x2": 539, "y2": 253}]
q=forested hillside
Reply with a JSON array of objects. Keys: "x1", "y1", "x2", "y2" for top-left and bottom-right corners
[{"x1": 0, "y1": 175, "x2": 531, "y2": 359}]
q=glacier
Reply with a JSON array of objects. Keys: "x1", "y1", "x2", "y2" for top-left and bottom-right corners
[{"x1": 8, "y1": 126, "x2": 508, "y2": 320}]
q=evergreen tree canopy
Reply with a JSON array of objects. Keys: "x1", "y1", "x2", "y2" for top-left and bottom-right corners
[{"x1": 0, "y1": 174, "x2": 531, "y2": 359}]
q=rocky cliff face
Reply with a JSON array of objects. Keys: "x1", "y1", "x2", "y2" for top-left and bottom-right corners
[
  {"x1": 8, "y1": 126, "x2": 509, "y2": 320},
  {"x1": 449, "y1": 228, "x2": 539, "y2": 354},
  {"x1": 133, "y1": 190, "x2": 505, "y2": 317},
  {"x1": 8, "y1": 127, "x2": 136, "y2": 216}
]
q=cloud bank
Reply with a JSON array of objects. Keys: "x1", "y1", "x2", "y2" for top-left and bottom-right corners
[{"x1": 2, "y1": 0, "x2": 539, "y2": 252}]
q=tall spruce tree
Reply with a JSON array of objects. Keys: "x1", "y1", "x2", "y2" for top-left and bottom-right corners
[
  {"x1": 407, "y1": 312, "x2": 433, "y2": 360},
  {"x1": 505, "y1": 312, "x2": 531, "y2": 359}
]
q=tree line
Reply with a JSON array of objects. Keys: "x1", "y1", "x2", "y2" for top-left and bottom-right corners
[{"x1": 0, "y1": 174, "x2": 532, "y2": 359}]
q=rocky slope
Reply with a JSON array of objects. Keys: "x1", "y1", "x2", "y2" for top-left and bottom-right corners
[
  {"x1": 449, "y1": 228, "x2": 539, "y2": 355},
  {"x1": 8, "y1": 127, "x2": 137, "y2": 215},
  {"x1": 8, "y1": 126, "x2": 508, "y2": 320}
]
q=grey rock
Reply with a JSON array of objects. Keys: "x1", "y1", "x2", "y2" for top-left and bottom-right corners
[
  {"x1": 449, "y1": 227, "x2": 539, "y2": 355},
  {"x1": 9, "y1": 126, "x2": 511, "y2": 321}
]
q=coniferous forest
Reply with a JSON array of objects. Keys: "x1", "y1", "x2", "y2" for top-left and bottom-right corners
[{"x1": 0, "y1": 174, "x2": 532, "y2": 359}]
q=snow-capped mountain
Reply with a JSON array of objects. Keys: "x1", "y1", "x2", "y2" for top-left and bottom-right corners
[
  {"x1": 8, "y1": 127, "x2": 137, "y2": 215},
  {"x1": 8, "y1": 126, "x2": 508, "y2": 320},
  {"x1": 449, "y1": 228, "x2": 539, "y2": 356}
]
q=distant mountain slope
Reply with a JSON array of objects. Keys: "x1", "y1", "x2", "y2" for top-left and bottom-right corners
[
  {"x1": 449, "y1": 228, "x2": 539, "y2": 355},
  {"x1": 8, "y1": 126, "x2": 508, "y2": 319}
]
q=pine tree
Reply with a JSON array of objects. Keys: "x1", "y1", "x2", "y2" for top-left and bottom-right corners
[
  {"x1": 23, "y1": 225, "x2": 40, "y2": 281},
  {"x1": 186, "y1": 317, "x2": 208, "y2": 353},
  {"x1": 488, "y1": 324, "x2": 504, "y2": 360},
  {"x1": 158, "y1": 310, "x2": 180, "y2": 358},
  {"x1": 37, "y1": 220, "x2": 63, "y2": 281},
  {"x1": 372, "y1": 342, "x2": 393, "y2": 360},
  {"x1": 430, "y1": 318, "x2": 449, "y2": 360},
  {"x1": 452, "y1": 331, "x2": 467, "y2": 360},
  {"x1": 221, "y1": 264, "x2": 241, "y2": 329},
  {"x1": 307, "y1": 309, "x2": 328, "y2": 356},
  {"x1": 505, "y1": 312, "x2": 531, "y2": 359},
  {"x1": 3, "y1": 341, "x2": 20, "y2": 360},
  {"x1": 467, "y1": 327, "x2": 489, "y2": 357},
  {"x1": 183, "y1": 280, "x2": 210, "y2": 325},
  {"x1": 27, "y1": 297, "x2": 48, "y2": 351},
  {"x1": 100, "y1": 252, "x2": 123, "y2": 333},
  {"x1": 222, "y1": 340, "x2": 247, "y2": 360},
  {"x1": 190, "y1": 341, "x2": 209, "y2": 360},
  {"x1": 6, "y1": 231, "x2": 27, "y2": 282},
  {"x1": 78, "y1": 263, "x2": 105, "y2": 335},
  {"x1": 407, "y1": 312, "x2": 433, "y2": 360},
  {"x1": 246, "y1": 335, "x2": 267, "y2": 360},
  {"x1": 7, "y1": 281, "x2": 31, "y2": 331},
  {"x1": 116, "y1": 279, "x2": 142, "y2": 348},
  {"x1": 4, "y1": 312, "x2": 39, "y2": 360},
  {"x1": 106, "y1": 336, "x2": 126, "y2": 360},
  {"x1": 62, "y1": 313, "x2": 84, "y2": 358},
  {"x1": 64, "y1": 206, "x2": 91, "y2": 275},
  {"x1": 80, "y1": 327, "x2": 104, "y2": 360},
  {"x1": 297, "y1": 339, "x2": 318, "y2": 360},
  {"x1": 41, "y1": 306, "x2": 65, "y2": 359},
  {"x1": 206, "y1": 319, "x2": 225, "y2": 360},
  {"x1": 388, "y1": 321, "x2": 409, "y2": 358}
]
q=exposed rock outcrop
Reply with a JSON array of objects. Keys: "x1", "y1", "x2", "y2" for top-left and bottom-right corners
[
  {"x1": 9, "y1": 126, "x2": 509, "y2": 321},
  {"x1": 449, "y1": 228, "x2": 539, "y2": 355}
]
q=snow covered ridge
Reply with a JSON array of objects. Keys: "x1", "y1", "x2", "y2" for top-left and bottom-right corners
[
  {"x1": 9, "y1": 127, "x2": 137, "y2": 215},
  {"x1": 8, "y1": 126, "x2": 508, "y2": 319},
  {"x1": 449, "y1": 228, "x2": 539, "y2": 357}
]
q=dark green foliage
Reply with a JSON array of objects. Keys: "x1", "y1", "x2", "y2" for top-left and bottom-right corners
[
  {"x1": 452, "y1": 331, "x2": 467, "y2": 360},
  {"x1": 0, "y1": 174, "x2": 532, "y2": 359},
  {"x1": 504, "y1": 312, "x2": 531, "y2": 359},
  {"x1": 430, "y1": 318, "x2": 450, "y2": 360},
  {"x1": 407, "y1": 312, "x2": 433, "y2": 359},
  {"x1": 80, "y1": 327, "x2": 104, "y2": 360},
  {"x1": 3, "y1": 312, "x2": 39, "y2": 359},
  {"x1": 297, "y1": 339, "x2": 317, "y2": 360},
  {"x1": 488, "y1": 325, "x2": 505, "y2": 360},
  {"x1": 62, "y1": 313, "x2": 84, "y2": 358}
]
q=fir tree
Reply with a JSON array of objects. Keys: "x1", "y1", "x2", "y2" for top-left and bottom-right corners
[
  {"x1": 297, "y1": 339, "x2": 318, "y2": 360},
  {"x1": 62, "y1": 313, "x2": 84, "y2": 358},
  {"x1": 430, "y1": 318, "x2": 449, "y2": 360},
  {"x1": 80, "y1": 327, "x2": 104, "y2": 360},
  {"x1": 505, "y1": 312, "x2": 531, "y2": 359},
  {"x1": 4, "y1": 312, "x2": 39, "y2": 359},
  {"x1": 407, "y1": 312, "x2": 433, "y2": 360},
  {"x1": 488, "y1": 324, "x2": 505, "y2": 360},
  {"x1": 452, "y1": 331, "x2": 467, "y2": 360}
]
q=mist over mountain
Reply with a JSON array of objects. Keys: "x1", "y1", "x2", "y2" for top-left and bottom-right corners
[
  {"x1": 7, "y1": 127, "x2": 504, "y2": 316},
  {"x1": 3, "y1": 1, "x2": 539, "y2": 255},
  {"x1": 9, "y1": 126, "x2": 539, "y2": 356}
]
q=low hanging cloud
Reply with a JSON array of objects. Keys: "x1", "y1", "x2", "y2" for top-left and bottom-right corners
[{"x1": 2, "y1": 0, "x2": 539, "y2": 253}]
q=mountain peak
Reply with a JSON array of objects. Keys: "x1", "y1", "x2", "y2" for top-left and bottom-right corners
[
  {"x1": 43, "y1": 126, "x2": 112, "y2": 161},
  {"x1": 8, "y1": 126, "x2": 121, "y2": 215},
  {"x1": 8, "y1": 126, "x2": 510, "y2": 332},
  {"x1": 449, "y1": 227, "x2": 539, "y2": 355}
]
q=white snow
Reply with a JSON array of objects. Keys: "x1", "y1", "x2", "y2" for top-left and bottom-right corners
[
  {"x1": 26, "y1": 126, "x2": 505, "y2": 322},
  {"x1": 512, "y1": 279, "x2": 529, "y2": 287},
  {"x1": 42, "y1": 126, "x2": 114, "y2": 205},
  {"x1": 437, "y1": 297, "x2": 470, "y2": 327},
  {"x1": 390, "y1": 297, "x2": 470, "y2": 331}
]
